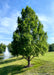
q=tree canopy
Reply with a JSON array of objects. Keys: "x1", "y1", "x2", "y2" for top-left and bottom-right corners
[
  {"x1": 0, "y1": 43, "x2": 6, "y2": 53},
  {"x1": 8, "y1": 43, "x2": 13, "y2": 53},
  {"x1": 12, "y1": 6, "x2": 48, "y2": 67}
]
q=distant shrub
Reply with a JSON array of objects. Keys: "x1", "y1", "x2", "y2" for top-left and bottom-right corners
[{"x1": 49, "y1": 44, "x2": 54, "y2": 52}]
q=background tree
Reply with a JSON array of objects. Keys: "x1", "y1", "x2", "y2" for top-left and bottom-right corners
[
  {"x1": 0, "y1": 43, "x2": 6, "y2": 53},
  {"x1": 8, "y1": 43, "x2": 13, "y2": 53},
  {"x1": 8, "y1": 43, "x2": 17, "y2": 56},
  {"x1": 12, "y1": 6, "x2": 48, "y2": 67},
  {"x1": 49, "y1": 43, "x2": 54, "y2": 52}
]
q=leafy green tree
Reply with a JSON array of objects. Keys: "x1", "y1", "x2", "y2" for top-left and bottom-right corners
[
  {"x1": 12, "y1": 6, "x2": 48, "y2": 67},
  {"x1": 49, "y1": 44, "x2": 54, "y2": 52},
  {"x1": 8, "y1": 43, "x2": 13, "y2": 53},
  {"x1": 0, "y1": 43, "x2": 6, "y2": 53},
  {"x1": 0, "y1": 47, "x2": 3, "y2": 53}
]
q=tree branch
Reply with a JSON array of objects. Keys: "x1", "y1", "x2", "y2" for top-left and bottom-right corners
[
  {"x1": 24, "y1": 56, "x2": 28, "y2": 60},
  {"x1": 30, "y1": 56, "x2": 35, "y2": 61}
]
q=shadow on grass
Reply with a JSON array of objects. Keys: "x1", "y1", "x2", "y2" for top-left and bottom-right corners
[
  {"x1": 0, "y1": 65, "x2": 26, "y2": 75},
  {"x1": 0, "y1": 58, "x2": 54, "y2": 75},
  {"x1": 0, "y1": 56, "x2": 23, "y2": 65}
]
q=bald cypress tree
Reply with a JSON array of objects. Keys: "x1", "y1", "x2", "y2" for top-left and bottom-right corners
[{"x1": 12, "y1": 6, "x2": 48, "y2": 67}]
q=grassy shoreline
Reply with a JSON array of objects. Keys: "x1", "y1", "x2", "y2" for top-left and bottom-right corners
[{"x1": 0, "y1": 52, "x2": 54, "y2": 75}]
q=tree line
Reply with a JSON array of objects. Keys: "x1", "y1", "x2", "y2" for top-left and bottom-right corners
[{"x1": 49, "y1": 43, "x2": 54, "y2": 52}]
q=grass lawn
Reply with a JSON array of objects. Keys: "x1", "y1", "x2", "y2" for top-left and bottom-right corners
[
  {"x1": 0, "y1": 53, "x2": 4, "y2": 56},
  {"x1": 0, "y1": 52, "x2": 54, "y2": 75}
]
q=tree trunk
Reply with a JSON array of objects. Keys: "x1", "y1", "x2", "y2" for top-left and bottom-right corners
[
  {"x1": 23, "y1": 55, "x2": 24, "y2": 58},
  {"x1": 28, "y1": 56, "x2": 30, "y2": 67}
]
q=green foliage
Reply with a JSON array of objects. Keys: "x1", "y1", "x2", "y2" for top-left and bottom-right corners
[
  {"x1": 8, "y1": 43, "x2": 13, "y2": 53},
  {"x1": 0, "y1": 43, "x2": 6, "y2": 53},
  {"x1": 49, "y1": 43, "x2": 54, "y2": 52},
  {"x1": 12, "y1": 6, "x2": 48, "y2": 66}
]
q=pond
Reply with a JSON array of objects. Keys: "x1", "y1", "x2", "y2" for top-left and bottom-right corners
[{"x1": 0, "y1": 47, "x2": 12, "y2": 61}]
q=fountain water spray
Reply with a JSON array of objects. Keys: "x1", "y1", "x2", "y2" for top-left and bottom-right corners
[{"x1": 4, "y1": 47, "x2": 12, "y2": 60}]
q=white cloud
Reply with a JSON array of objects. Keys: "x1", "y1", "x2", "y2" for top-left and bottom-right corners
[
  {"x1": 0, "y1": 17, "x2": 10, "y2": 27},
  {"x1": 0, "y1": 40, "x2": 11, "y2": 45},
  {"x1": 0, "y1": 11, "x2": 21, "y2": 32},
  {"x1": 0, "y1": 0, "x2": 21, "y2": 45},
  {"x1": 48, "y1": 37, "x2": 54, "y2": 44},
  {"x1": 38, "y1": 15, "x2": 48, "y2": 22},
  {"x1": 37, "y1": 14, "x2": 49, "y2": 32},
  {"x1": 37, "y1": 12, "x2": 54, "y2": 44},
  {"x1": 0, "y1": 7, "x2": 21, "y2": 45}
]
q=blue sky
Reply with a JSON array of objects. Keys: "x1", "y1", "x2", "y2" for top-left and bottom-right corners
[{"x1": 0, "y1": 0, "x2": 54, "y2": 45}]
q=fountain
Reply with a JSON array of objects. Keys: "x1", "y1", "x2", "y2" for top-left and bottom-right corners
[{"x1": 3, "y1": 47, "x2": 12, "y2": 60}]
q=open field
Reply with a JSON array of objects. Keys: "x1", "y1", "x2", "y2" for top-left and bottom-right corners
[{"x1": 0, "y1": 52, "x2": 54, "y2": 75}]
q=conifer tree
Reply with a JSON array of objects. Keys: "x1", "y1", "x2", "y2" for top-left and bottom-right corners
[{"x1": 12, "y1": 6, "x2": 48, "y2": 67}]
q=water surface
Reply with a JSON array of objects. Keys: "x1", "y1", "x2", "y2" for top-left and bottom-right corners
[{"x1": 0, "y1": 47, "x2": 12, "y2": 61}]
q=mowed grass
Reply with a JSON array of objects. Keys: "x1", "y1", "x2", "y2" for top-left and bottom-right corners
[
  {"x1": 39, "y1": 52, "x2": 54, "y2": 62},
  {"x1": 0, "y1": 53, "x2": 4, "y2": 56},
  {"x1": 0, "y1": 52, "x2": 54, "y2": 75}
]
